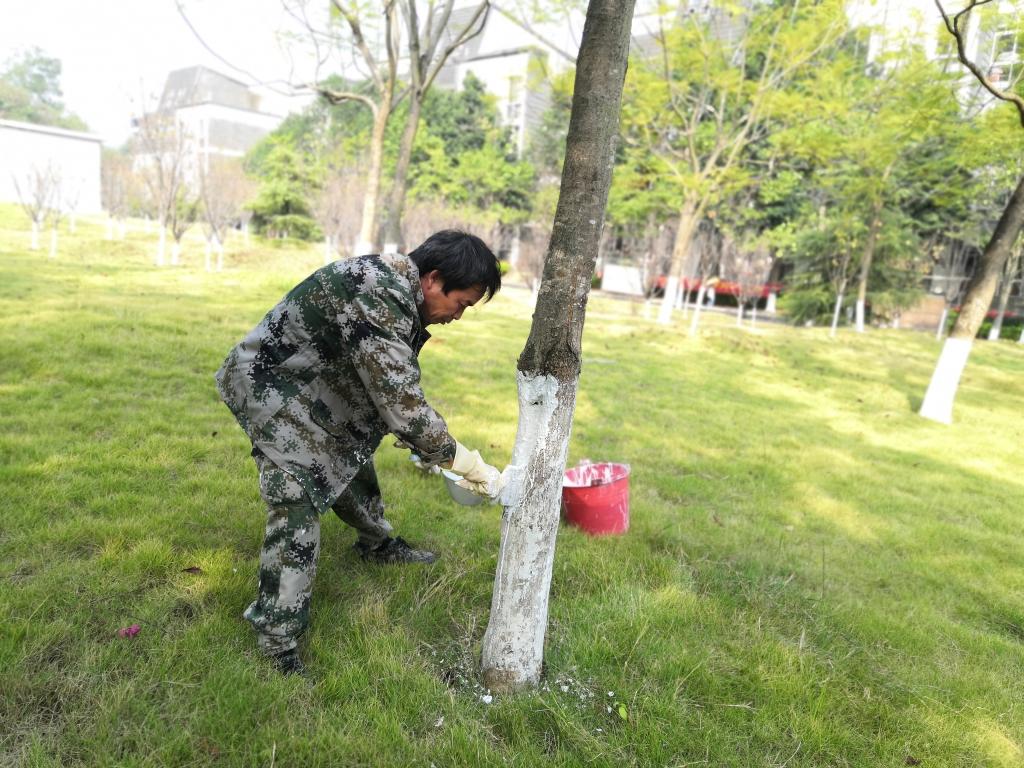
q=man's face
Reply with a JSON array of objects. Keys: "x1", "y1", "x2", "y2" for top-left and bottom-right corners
[{"x1": 419, "y1": 270, "x2": 485, "y2": 326}]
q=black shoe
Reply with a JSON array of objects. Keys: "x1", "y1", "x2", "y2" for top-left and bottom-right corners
[
  {"x1": 272, "y1": 648, "x2": 306, "y2": 676},
  {"x1": 355, "y1": 536, "x2": 438, "y2": 564}
]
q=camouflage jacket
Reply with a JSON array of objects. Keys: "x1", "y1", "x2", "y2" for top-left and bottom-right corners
[{"x1": 215, "y1": 253, "x2": 456, "y2": 512}]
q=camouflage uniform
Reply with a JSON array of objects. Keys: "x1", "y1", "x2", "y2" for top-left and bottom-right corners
[{"x1": 216, "y1": 254, "x2": 456, "y2": 654}]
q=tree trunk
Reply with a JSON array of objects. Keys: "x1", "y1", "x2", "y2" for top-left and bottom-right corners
[
  {"x1": 936, "y1": 306, "x2": 949, "y2": 341},
  {"x1": 382, "y1": 94, "x2": 424, "y2": 253},
  {"x1": 986, "y1": 247, "x2": 1020, "y2": 340},
  {"x1": 355, "y1": 100, "x2": 393, "y2": 255},
  {"x1": 688, "y1": 283, "x2": 708, "y2": 337},
  {"x1": 830, "y1": 290, "x2": 844, "y2": 338},
  {"x1": 657, "y1": 200, "x2": 699, "y2": 325},
  {"x1": 216, "y1": 237, "x2": 224, "y2": 272},
  {"x1": 920, "y1": 172, "x2": 1024, "y2": 423},
  {"x1": 156, "y1": 225, "x2": 167, "y2": 267},
  {"x1": 735, "y1": 302, "x2": 743, "y2": 327},
  {"x1": 480, "y1": 0, "x2": 635, "y2": 694},
  {"x1": 205, "y1": 238, "x2": 213, "y2": 272},
  {"x1": 171, "y1": 241, "x2": 181, "y2": 267},
  {"x1": 855, "y1": 207, "x2": 881, "y2": 333},
  {"x1": 766, "y1": 291, "x2": 777, "y2": 314}
]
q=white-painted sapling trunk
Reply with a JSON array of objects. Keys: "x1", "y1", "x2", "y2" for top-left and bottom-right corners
[
  {"x1": 766, "y1": 291, "x2": 777, "y2": 314},
  {"x1": 919, "y1": 337, "x2": 973, "y2": 424},
  {"x1": 156, "y1": 227, "x2": 166, "y2": 266},
  {"x1": 657, "y1": 275, "x2": 678, "y2": 325},
  {"x1": 689, "y1": 283, "x2": 707, "y2": 337},
  {"x1": 216, "y1": 237, "x2": 224, "y2": 272},
  {"x1": 830, "y1": 292, "x2": 844, "y2": 338},
  {"x1": 735, "y1": 302, "x2": 743, "y2": 327},
  {"x1": 855, "y1": 298, "x2": 866, "y2": 333},
  {"x1": 481, "y1": 373, "x2": 575, "y2": 691},
  {"x1": 936, "y1": 307, "x2": 948, "y2": 341}
]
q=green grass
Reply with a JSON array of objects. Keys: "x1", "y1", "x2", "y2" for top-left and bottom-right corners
[{"x1": 1, "y1": 205, "x2": 1023, "y2": 767}]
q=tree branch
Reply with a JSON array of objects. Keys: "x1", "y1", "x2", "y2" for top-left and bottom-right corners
[{"x1": 934, "y1": 0, "x2": 1024, "y2": 126}]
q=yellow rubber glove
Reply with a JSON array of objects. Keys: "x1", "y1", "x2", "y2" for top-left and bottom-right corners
[{"x1": 448, "y1": 441, "x2": 506, "y2": 499}]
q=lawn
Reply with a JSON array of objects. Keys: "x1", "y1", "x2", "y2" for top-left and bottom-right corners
[{"x1": 1, "y1": 206, "x2": 1022, "y2": 767}]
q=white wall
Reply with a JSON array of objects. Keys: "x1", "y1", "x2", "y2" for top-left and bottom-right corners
[{"x1": 0, "y1": 119, "x2": 103, "y2": 214}]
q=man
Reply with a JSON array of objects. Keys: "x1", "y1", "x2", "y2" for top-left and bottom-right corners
[{"x1": 215, "y1": 230, "x2": 507, "y2": 675}]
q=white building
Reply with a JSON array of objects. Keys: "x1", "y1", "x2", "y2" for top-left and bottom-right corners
[
  {"x1": 144, "y1": 66, "x2": 286, "y2": 187},
  {"x1": 0, "y1": 118, "x2": 103, "y2": 214}
]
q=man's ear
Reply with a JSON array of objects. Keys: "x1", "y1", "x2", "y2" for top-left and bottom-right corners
[{"x1": 424, "y1": 270, "x2": 443, "y2": 291}]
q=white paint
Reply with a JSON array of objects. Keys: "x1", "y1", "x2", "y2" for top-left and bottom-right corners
[
  {"x1": 1019, "y1": 327, "x2": 1023, "y2": 344},
  {"x1": 766, "y1": 291, "x2": 777, "y2": 314},
  {"x1": 688, "y1": 284, "x2": 707, "y2": 337},
  {"x1": 919, "y1": 337, "x2": 973, "y2": 424},
  {"x1": 657, "y1": 276, "x2": 678, "y2": 325},
  {"x1": 481, "y1": 371, "x2": 574, "y2": 691},
  {"x1": 936, "y1": 307, "x2": 948, "y2": 340},
  {"x1": 735, "y1": 303, "x2": 743, "y2": 327},
  {"x1": 155, "y1": 227, "x2": 167, "y2": 267},
  {"x1": 30, "y1": 221, "x2": 40, "y2": 251},
  {"x1": 855, "y1": 298, "x2": 865, "y2": 333},
  {"x1": 830, "y1": 292, "x2": 843, "y2": 338}
]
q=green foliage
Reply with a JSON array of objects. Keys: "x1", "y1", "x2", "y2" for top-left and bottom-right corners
[
  {"x1": 0, "y1": 47, "x2": 87, "y2": 130},
  {"x1": 246, "y1": 137, "x2": 321, "y2": 240}
]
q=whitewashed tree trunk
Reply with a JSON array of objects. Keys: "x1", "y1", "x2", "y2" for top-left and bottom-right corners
[
  {"x1": 216, "y1": 238, "x2": 225, "y2": 272},
  {"x1": 920, "y1": 173, "x2": 1024, "y2": 423},
  {"x1": 735, "y1": 302, "x2": 743, "y2": 327},
  {"x1": 688, "y1": 284, "x2": 708, "y2": 337},
  {"x1": 155, "y1": 226, "x2": 167, "y2": 266},
  {"x1": 657, "y1": 275, "x2": 679, "y2": 324},
  {"x1": 766, "y1": 291, "x2": 777, "y2": 314},
  {"x1": 481, "y1": 0, "x2": 635, "y2": 693},
  {"x1": 324, "y1": 235, "x2": 333, "y2": 264},
  {"x1": 919, "y1": 338, "x2": 973, "y2": 424},
  {"x1": 1018, "y1": 326, "x2": 1023, "y2": 343},
  {"x1": 171, "y1": 241, "x2": 181, "y2": 266},
  {"x1": 482, "y1": 373, "x2": 575, "y2": 691},
  {"x1": 854, "y1": 298, "x2": 866, "y2": 333},
  {"x1": 118, "y1": 220, "x2": 126, "y2": 240},
  {"x1": 830, "y1": 291, "x2": 844, "y2": 338},
  {"x1": 30, "y1": 220, "x2": 40, "y2": 251},
  {"x1": 936, "y1": 306, "x2": 949, "y2": 340}
]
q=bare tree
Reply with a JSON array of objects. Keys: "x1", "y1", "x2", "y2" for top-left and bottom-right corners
[
  {"x1": 920, "y1": 0, "x2": 1024, "y2": 423},
  {"x1": 721, "y1": 237, "x2": 772, "y2": 328},
  {"x1": 380, "y1": 0, "x2": 489, "y2": 251},
  {"x1": 101, "y1": 150, "x2": 133, "y2": 240},
  {"x1": 199, "y1": 157, "x2": 253, "y2": 271},
  {"x1": 12, "y1": 164, "x2": 60, "y2": 251},
  {"x1": 167, "y1": 192, "x2": 199, "y2": 267},
  {"x1": 480, "y1": 0, "x2": 636, "y2": 693},
  {"x1": 314, "y1": 168, "x2": 365, "y2": 263},
  {"x1": 132, "y1": 110, "x2": 189, "y2": 267},
  {"x1": 686, "y1": 221, "x2": 722, "y2": 337}
]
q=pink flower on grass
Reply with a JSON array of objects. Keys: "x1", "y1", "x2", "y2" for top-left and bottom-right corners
[{"x1": 117, "y1": 624, "x2": 141, "y2": 638}]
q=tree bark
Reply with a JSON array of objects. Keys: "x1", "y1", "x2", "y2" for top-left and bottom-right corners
[
  {"x1": 480, "y1": 0, "x2": 635, "y2": 693},
  {"x1": 855, "y1": 206, "x2": 881, "y2": 333},
  {"x1": 356, "y1": 100, "x2": 393, "y2": 255},
  {"x1": 657, "y1": 199, "x2": 700, "y2": 325},
  {"x1": 920, "y1": 172, "x2": 1024, "y2": 423},
  {"x1": 382, "y1": 93, "x2": 423, "y2": 252}
]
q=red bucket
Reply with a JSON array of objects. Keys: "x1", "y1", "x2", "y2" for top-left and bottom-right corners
[{"x1": 562, "y1": 461, "x2": 630, "y2": 535}]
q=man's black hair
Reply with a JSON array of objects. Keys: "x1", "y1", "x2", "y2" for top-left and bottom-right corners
[{"x1": 408, "y1": 230, "x2": 502, "y2": 301}]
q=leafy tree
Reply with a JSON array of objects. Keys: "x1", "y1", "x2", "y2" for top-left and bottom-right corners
[
  {"x1": 0, "y1": 48, "x2": 87, "y2": 130},
  {"x1": 247, "y1": 137, "x2": 321, "y2": 240}
]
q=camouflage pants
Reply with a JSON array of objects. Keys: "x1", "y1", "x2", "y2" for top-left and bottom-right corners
[{"x1": 244, "y1": 452, "x2": 394, "y2": 655}]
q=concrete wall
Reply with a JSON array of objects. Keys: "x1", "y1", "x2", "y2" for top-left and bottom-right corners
[{"x1": 0, "y1": 119, "x2": 103, "y2": 214}]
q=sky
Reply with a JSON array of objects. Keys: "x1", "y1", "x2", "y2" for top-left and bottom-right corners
[{"x1": 0, "y1": 0, "x2": 320, "y2": 146}]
